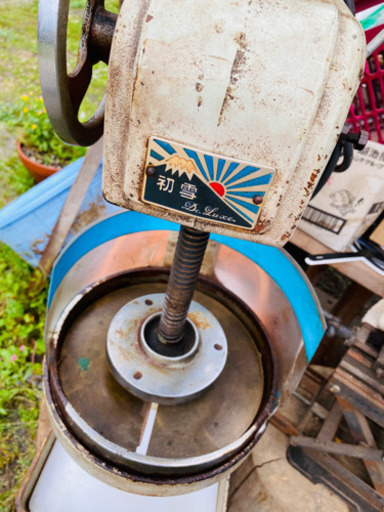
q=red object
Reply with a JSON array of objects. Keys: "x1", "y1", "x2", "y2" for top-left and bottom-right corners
[
  {"x1": 347, "y1": 2, "x2": 384, "y2": 143},
  {"x1": 210, "y1": 182, "x2": 226, "y2": 197},
  {"x1": 355, "y1": 0, "x2": 382, "y2": 12},
  {"x1": 17, "y1": 141, "x2": 60, "y2": 183}
]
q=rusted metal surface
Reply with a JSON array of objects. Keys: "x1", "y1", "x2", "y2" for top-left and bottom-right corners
[
  {"x1": 37, "y1": 227, "x2": 320, "y2": 496},
  {"x1": 45, "y1": 230, "x2": 312, "y2": 397},
  {"x1": 45, "y1": 269, "x2": 277, "y2": 494},
  {"x1": 104, "y1": 0, "x2": 365, "y2": 246},
  {"x1": 106, "y1": 293, "x2": 228, "y2": 404},
  {"x1": 158, "y1": 226, "x2": 210, "y2": 344},
  {"x1": 89, "y1": 6, "x2": 118, "y2": 65},
  {"x1": 15, "y1": 431, "x2": 55, "y2": 512},
  {"x1": 45, "y1": 373, "x2": 271, "y2": 497}
]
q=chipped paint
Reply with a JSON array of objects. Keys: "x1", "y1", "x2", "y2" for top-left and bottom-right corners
[
  {"x1": 77, "y1": 357, "x2": 90, "y2": 371},
  {"x1": 104, "y1": 0, "x2": 366, "y2": 247}
]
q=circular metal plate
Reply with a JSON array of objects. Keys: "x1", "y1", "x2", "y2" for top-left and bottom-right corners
[
  {"x1": 47, "y1": 270, "x2": 276, "y2": 481},
  {"x1": 107, "y1": 294, "x2": 228, "y2": 404}
]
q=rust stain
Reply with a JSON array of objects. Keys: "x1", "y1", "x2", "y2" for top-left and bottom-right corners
[
  {"x1": 303, "y1": 168, "x2": 320, "y2": 197},
  {"x1": 145, "y1": 14, "x2": 153, "y2": 22},
  {"x1": 131, "y1": 61, "x2": 142, "y2": 106},
  {"x1": 280, "y1": 231, "x2": 291, "y2": 242},
  {"x1": 281, "y1": 307, "x2": 291, "y2": 324},
  {"x1": 218, "y1": 32, "x2": 248, "y2": 125},
  {"x1": 214, "y1": 21, "x2": 224, "y2": 34},
  {"x1": 310, "y1": 169, "x2": 320, "y2": 182},
  {"x1": 294, "y1": 213, "x2": 302, "y2": 223},
  {"x1": 254, "y1": 219, "x2": 270, "y2": 234},
  {"x1": 301, "y1": 87, "x2": 314, "y2": 97},
  {"x1": 188, "y1": 312, "x2": 211, "y2": 330}
]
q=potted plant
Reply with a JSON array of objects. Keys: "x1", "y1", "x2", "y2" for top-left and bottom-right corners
[{"x1": 7, "y1": 92, "x2": 85, "y2": 182}]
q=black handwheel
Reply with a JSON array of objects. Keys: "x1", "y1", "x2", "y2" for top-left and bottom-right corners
[{"x1": 38, "y1": 0, "x2": 117, "y2": 146}]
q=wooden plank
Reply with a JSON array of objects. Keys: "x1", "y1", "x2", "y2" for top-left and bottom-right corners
[
  {"x1": 340, "y1": 357, "x2": 384, "y2": 395},
  {"x1": 39, "y1": 138, "x2": 103, "y2": 275},
  {"x1": 36, "y1": 396, "x2": 51, "y2": 451},
  {"x1": 270, "y1": 412, "x2": 300, "y2": 437},
  {"x1": 331, "y1": 283, "x2": 373, "y2": 327},
  {"x1": 373, "y1": 345, "x2": 384, "y2": 375},
  {"x1": 331, "y1": 369, "x2": 384, "y2": 427},
  {"x1": 299, "y1": 447, "x2": 384, "y2": 510},
  {"x1": 291, "y1": 436, "x2": 384, "y2": 462},
  {"x1": 337, "y1": 398, "x2": 384, "y2": 495},
  {"x1": 316, "y1": 401, "x2": 343, "y2": 443},
  {"x1": 347, "y1": 347, "x2": 375, "y2": 369},
  {"x1": 291, "y1": 229, "x2": 384, "y2": 297},
  {"x1": 350, "y1": 340, "x2": 378, "y2": 359}
]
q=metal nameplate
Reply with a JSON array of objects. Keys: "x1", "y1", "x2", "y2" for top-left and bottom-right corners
[{"x1": 142, "y1": 137, "x2": 276, "y2": 230}]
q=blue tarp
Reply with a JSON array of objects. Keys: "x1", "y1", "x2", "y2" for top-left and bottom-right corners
[{"x1": 0, "y1": 159, "x2": 120, "y2": 267}]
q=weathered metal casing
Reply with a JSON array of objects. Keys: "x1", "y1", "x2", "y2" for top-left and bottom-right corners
[
  {"x1": 42, "y1": 213, "x2": 325, "y2": 495},
  {"x1": 103, "y1": 0, "x2": 365, "y2": 246}
]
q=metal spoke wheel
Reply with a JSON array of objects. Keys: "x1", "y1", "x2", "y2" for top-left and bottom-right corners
[{"x1": 38, "y1": 0, "x2": 117, "y2": 146}]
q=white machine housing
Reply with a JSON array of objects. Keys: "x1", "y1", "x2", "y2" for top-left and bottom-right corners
[{"x1": 103, "y1": 0, "x2": 365, "y2": 247}]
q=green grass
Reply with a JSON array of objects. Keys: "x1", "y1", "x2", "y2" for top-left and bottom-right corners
[
  {"x1": 0, "y1": 246, "x2": 47, "y2": 512},
  {"x1": 0, "y1": 1, "x2": 118, "y2": 509},
  {"x1": 0, "y1": 1, "x2": 43, "y2": 497}
]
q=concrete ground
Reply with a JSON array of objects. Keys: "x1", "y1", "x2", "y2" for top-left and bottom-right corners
[{"x1": 228, "y1": 423, "x2": 349, "y2": 512}]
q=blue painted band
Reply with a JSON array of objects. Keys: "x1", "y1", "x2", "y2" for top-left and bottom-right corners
[{"x1": 48, "y1": 211, "x2": 324, "y2": 361}]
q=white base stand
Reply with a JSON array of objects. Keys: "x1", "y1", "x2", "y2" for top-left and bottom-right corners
[{"x1": 29, "y1": 441, "x2": 228, "y2": 512}]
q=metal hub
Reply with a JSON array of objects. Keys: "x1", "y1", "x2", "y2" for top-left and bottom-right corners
[
  {"x1": 142, "y1": 313, "x2": 198, "y2": 360},
  {"x1": 106, "y1": 293, "x2": 228, "y2": 404}
]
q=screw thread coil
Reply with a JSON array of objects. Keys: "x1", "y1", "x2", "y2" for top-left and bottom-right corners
[{"x1": 158, "y1": 226, "x2": 210, "y2": 343}]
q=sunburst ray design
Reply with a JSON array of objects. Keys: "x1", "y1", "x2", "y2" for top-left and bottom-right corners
[
  {"x1": 178, "y1": 150, "x2": 274, "y2": 224},
  {"x1": 146, "y1": 137, "x2": 275, "y2": 227}
]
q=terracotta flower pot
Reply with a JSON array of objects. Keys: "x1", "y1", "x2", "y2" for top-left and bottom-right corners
[{"x1": 17, "y1": 141, "x2": 60, "y2": 183}]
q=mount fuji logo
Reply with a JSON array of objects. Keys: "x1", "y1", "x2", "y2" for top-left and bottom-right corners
[{"x1": 143, "y1": 137, "x2": 276, "y2": 229}]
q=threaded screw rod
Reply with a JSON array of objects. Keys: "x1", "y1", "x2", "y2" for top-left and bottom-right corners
[{"x1": 158, "y1": 226, "x2": 210, "y2": 344}]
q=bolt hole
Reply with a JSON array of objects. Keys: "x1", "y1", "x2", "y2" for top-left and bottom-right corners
[
  {"x1": 133, "y1": 371, "x2": 143, "y2": 380},
  {"x1": 145, "y1": 299, "x2": 153, "y2": 306},
  {"x1": 214, "y1": 344, "x2": 223, "y2": 351}
]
